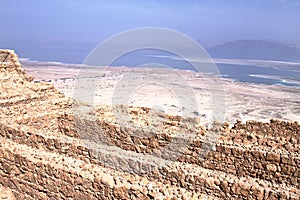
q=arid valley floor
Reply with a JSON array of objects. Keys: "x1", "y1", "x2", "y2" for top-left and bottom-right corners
[{"x1": 23, "y1": 61, "x2": 300, "y2": 124}]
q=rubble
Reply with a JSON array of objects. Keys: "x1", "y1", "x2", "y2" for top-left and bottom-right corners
[{"x1": 0, "y1": 49, "x2": 299, "y2": 199}]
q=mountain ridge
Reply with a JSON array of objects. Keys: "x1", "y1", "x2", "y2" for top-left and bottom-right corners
[{"x1": 207, "y1": 40, "x2": 300, "y2": 62}]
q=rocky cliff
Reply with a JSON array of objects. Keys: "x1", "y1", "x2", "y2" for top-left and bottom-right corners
[{"x1": 0, "y1": 49, "x2": 299, "y2": 199}]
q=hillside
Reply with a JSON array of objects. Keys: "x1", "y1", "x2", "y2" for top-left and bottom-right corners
[{"x1": 0, "y1": 49, "x2": 299, "y2": 199}]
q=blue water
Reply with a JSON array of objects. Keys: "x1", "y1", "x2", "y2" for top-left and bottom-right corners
[
  {"x1": 216, "y1": 63, "x2": 300, "y2": 87},
  {"x1": 110, "y1": 50, "x2": 300, "y2": 87}
]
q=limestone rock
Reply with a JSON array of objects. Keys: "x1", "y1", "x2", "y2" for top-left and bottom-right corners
[
  {"x1": 0, "y1": 185, "x2": 15, "y2": 200},
  {"x1": 0, "y1": 49, "x2": 299, "y2": 200}
]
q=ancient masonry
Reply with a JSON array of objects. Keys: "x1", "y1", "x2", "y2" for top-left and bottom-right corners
[{"x1": 0, "y1": 49, "x2": 299, "y2": 199}]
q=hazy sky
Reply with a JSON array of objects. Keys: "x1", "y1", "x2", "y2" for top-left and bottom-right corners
[{"x1": 1, "y1": 0, "x2": 300, "y2": 63}]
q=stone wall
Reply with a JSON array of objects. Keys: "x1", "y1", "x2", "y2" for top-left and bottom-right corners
[{"x1": 0, "y1": 49, "x2": 299, "y2": 199}]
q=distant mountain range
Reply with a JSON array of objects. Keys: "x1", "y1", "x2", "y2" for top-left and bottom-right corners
[{"x1": 207, "y1": 40, "x2": 300, "y2": 62}]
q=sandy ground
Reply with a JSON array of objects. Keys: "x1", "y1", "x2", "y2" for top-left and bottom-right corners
[{"x1": 23, "y1": 64, "x2": 300, "y2": 125}]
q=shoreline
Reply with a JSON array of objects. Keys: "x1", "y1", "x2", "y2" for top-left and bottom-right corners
[{"x1": 20, "y1": 57, "x2": 300, "y2": 87}]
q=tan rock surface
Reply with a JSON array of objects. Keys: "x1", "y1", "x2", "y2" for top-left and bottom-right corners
[
  {"x1": 0, "y1": 49, "x2": 299, "y2": 199},
  {"x1": 0, "y1": 184, "x2": 15, "y2": 200}
]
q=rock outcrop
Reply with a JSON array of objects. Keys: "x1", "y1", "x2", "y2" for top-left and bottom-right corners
[{"x1": 0, "y1": 49, "x2": 299, "y2": 199}]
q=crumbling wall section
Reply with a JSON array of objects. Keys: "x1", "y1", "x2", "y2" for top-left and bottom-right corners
[{"x1": 0, "y1": 49, "x2": 299, "y2": 199}]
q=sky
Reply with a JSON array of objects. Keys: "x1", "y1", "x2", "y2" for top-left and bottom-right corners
[{"x1": 1, "y1": 0, "x2": 300, "y2": 63}]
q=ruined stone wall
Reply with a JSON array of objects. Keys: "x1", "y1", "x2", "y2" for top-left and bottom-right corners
[
  {"x1": 0, "y1": 50, "x2": 207, "y2": 199},
  {"x1": 0, "y1": 49, "x2": 33, "y2": 82},
  {"x1": 1, "y1": 111, "x2": 299, "y2": 199},
  {"x1": 56, "y1": 107, "x2": 300, "y2": 199},
  {"x1": 0, "y1": 49, "x2": 299, "y2": 199}
]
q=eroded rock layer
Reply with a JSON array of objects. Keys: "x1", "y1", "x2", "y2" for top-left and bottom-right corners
[{"x1": 0, "y1": 49, "x2": 299, "y2": 199}]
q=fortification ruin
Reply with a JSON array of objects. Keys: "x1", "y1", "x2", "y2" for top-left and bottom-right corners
[{"x1": 0, "y1": 50, "x2": 299, "y2": 199}]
